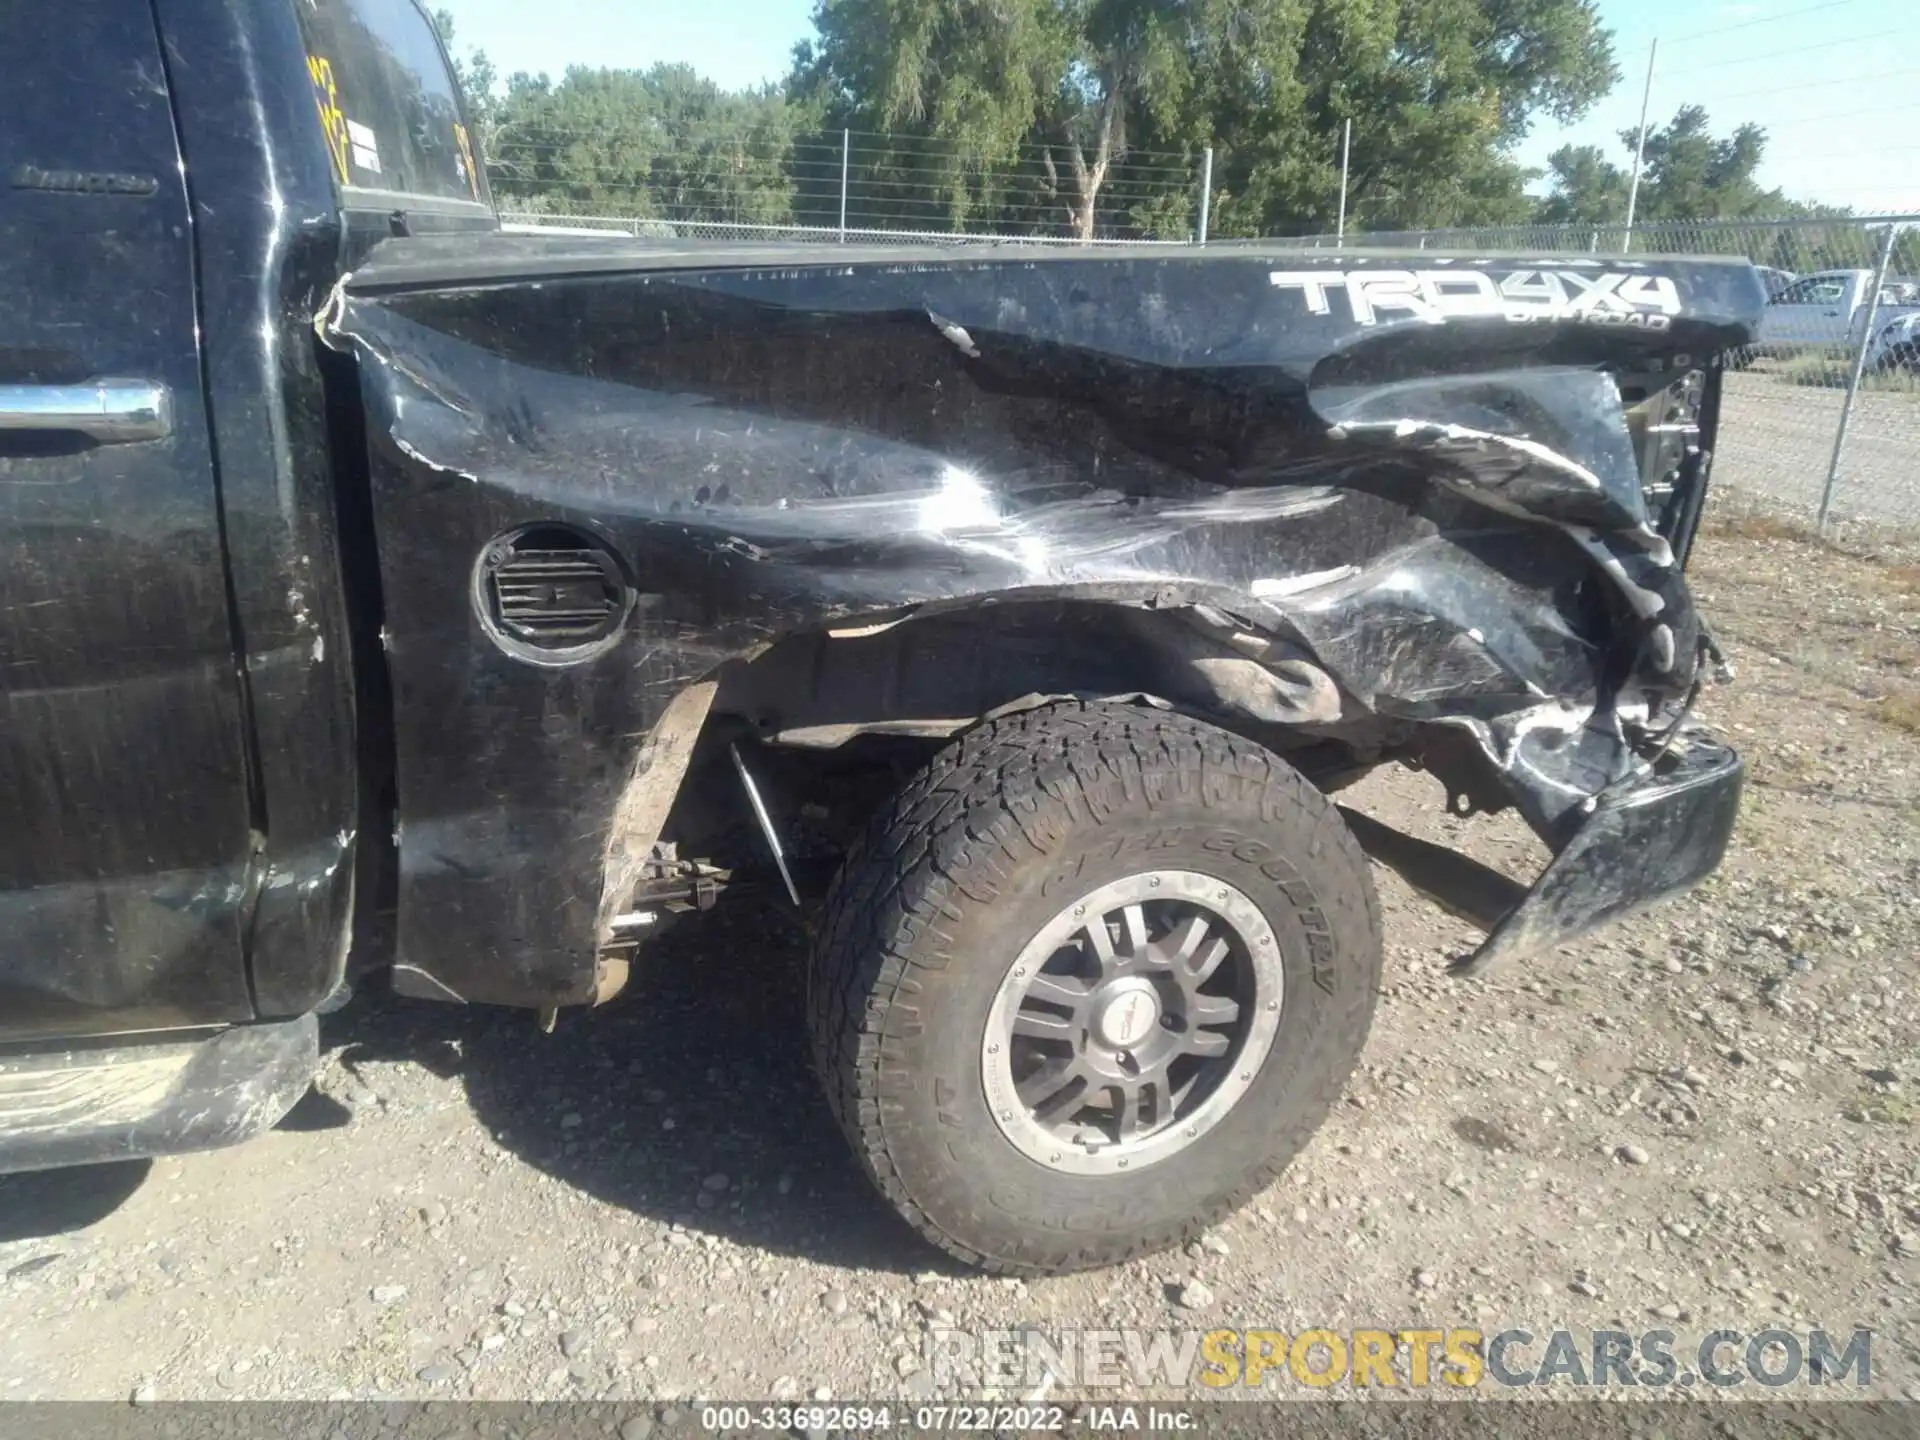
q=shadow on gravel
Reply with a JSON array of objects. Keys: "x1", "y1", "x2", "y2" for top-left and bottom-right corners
[
  {"x1": 0, "y1": 1160, "x2": 152, "y2": 1245},
  {"x1": 324, "y1": 895, "x2": 939, "y2": 1276}
]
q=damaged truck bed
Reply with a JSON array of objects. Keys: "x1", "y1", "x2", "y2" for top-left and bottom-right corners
[
  {"x1": 319, "y1": 235, "x2": 1757, "y2": 1007},
  {"x1": 2, "y1": 0, "x2": 1769, "y2": 1275}
]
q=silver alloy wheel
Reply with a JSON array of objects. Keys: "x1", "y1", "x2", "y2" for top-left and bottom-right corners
[{"x1": 981, "y1": 870, "x2": 1283, "y2": 1176}]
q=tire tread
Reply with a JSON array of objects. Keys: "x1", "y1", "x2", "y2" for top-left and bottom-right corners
[{"x1": 806, "y1": 700, "x2": 1381, "y2": 1275}]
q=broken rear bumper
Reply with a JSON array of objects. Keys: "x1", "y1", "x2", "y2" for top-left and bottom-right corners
[{"x1": 1456, "y1": 734, "x2": 1744, "y2": 976}]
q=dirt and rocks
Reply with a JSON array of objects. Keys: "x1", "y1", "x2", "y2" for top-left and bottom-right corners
[
  {"x1": 1, "y1": 518, "x2": 1917, "y2": 1410},
  {"x1": 1718, "y1": 368, "x2": 1920, "y2": 529}
]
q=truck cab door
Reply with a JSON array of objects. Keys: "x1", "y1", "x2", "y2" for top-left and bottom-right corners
[{"x1": 0, "y1": 5, "x2": 258, "y2": 1039}]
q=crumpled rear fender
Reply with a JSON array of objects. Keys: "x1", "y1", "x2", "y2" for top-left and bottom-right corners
[{"x1": 316, "y1": 241, "x2": 1763, "y2": 1008}]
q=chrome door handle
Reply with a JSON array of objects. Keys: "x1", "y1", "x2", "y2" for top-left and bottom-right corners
[{"x1": 0, "y1": 378, "x2": 171, "y2": 443}]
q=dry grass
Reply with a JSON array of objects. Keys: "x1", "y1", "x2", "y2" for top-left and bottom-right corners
[
  {"x1": 1867, "y1": 636, "x2": 1920, "y2": 673},
  {"x1": 1699, "y1": 502, "x2": 1920, "y2": 575},
  {"x1": 1780, "y1": 352, "x2": 1920, "y2": 394},
  {"x1": 1883, "y1": 564, "x2": 1920, "y2": 596},
  {"x1": 1702, "y1": 506, "x2": 1823, "y2": 543},
  {"x1": 1845, "y1": 1093, "x2": 1917, "y2": 1127},
  {"x1": 1872, "y1": 691, "x2": 1920, "y2": 734}
]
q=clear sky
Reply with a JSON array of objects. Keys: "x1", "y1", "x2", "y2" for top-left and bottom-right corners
[
  {"x1": 1509, "y1": 0, "x2": 1920, "y2": 215},
  {"x1": 439, "y1": 0, "x2": 1920, "y2": 216}
]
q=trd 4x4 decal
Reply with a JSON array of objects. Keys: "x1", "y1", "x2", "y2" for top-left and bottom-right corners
[{"x1": 1269, "y1": 268, "x2": 1684, "y2": 329}]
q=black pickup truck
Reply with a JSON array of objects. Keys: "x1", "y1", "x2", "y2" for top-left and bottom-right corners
[{"x1": 2, "y1": 0, "x2": 1762, "y2": 1276}]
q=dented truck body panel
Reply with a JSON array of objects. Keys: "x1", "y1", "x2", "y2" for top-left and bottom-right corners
[
  {"x1": 0, "y1": 0, "x2": 1762, "y2": 1194},
  {"x1": 319, "y1": 234, "x2": 1764, "y2": 1010}
]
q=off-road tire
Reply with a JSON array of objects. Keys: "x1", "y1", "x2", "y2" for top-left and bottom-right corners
[{"x1": 806, "y1": 701, "x2": 1382, "y2": 1275}]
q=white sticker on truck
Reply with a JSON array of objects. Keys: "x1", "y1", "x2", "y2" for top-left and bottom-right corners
[
  {"x1": 1269, "y1": 269, "x2": 1683, "y2": 330},
  {"x1": 346, "y1": 118, "x2": 383, "y2": 176}
]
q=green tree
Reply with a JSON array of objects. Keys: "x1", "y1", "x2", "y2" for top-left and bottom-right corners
[
  {"x1": 1535, "y1": 142, "x2": 1626, "y2": 223},
  {"x1": 1634, "y1": 105, "x2": 1775, "y2": 220},
  {"x1": 1537, "y1": 104, "x2": 1801, "y2": 226},
  {"x1": 792, "y1": 0, "x2": 1088, "y2": 235},
  {"x1": 431, "y1": 9, "x2": 501, "y2": 154},
  {"x1": 795, "y1": 0, "x2": 1616, "y2": 239},
  {"x1": 1206, "y1": 0, "x2": 1615, "y2": 234},
  {"x1": 483, "y1": 65, "x2": 801, "y2": 223}
]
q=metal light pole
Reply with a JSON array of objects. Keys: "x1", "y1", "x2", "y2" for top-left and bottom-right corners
[
  {"x1": 1197, "y1": 147, "x2": 1213, "y2": 245},
  {"x1": 1337, "y1": 119, "x2": 1352, "y2": 244},
  {"x1": 839, "y1": 129, "x2": 850, "y2": 242},
  {"x1": 1623, "y1": 39, "x2": 1658, "y2": 254}
]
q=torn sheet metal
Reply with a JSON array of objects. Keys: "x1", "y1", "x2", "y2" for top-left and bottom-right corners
[
  {"x1": 0, "y1": 1014, "x2": 318, "y2": 1173},
  {"x1": 319, "y1": 236, "x2": 1765, "y2": 1007}
]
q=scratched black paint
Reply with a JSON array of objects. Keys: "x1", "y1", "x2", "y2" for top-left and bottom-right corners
[
  {"x1": 0, "y1": 5, "x2": 256, "y2": 1038},
  {"x1": 324, "y1": 234, "x2": 1764, "y2": 1009},
  {"x1": 0, "y1": 0, "x2": 1767, "y2": 1187},
  {"x1": 0, "y1": 0, "x2": 493, "y2": 1043}
]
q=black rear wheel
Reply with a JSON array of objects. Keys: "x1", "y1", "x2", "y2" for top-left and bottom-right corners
[{"x1": 806, "y1": 701, "x2": 1382, "y2": 1275}]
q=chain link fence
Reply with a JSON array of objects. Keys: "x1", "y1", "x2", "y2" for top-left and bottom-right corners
[
  {"x1": 499, "y1": 204, "x2": 1920, "y2": 537},
  {"x1": 497, "y1": 213, "x2": 1188, "y2": 246},
  {"x1": 487, "y1": 129, "x2": 1211, "y2": 242}
]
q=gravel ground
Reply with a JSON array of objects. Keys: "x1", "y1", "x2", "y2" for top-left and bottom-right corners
[
  {"x1": 1717, "y1": 368, "x2": 1920, "y2": 529},
  {"x1": 1, "y1": 518, "x2": 1916, "y2": 1411}
]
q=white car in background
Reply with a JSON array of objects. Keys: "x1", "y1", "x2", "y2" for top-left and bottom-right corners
[
  {"x1": 1757, "y1": 269, "x2": 1920, "y2": 353},
  {"x1": 1867, "y1": 311, "x2": 1920, "y2": 373}
]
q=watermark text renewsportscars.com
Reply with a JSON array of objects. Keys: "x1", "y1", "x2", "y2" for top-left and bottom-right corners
[{"x1": 923, "y1": 1326, "x2": 1873, "y2": 1391}]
